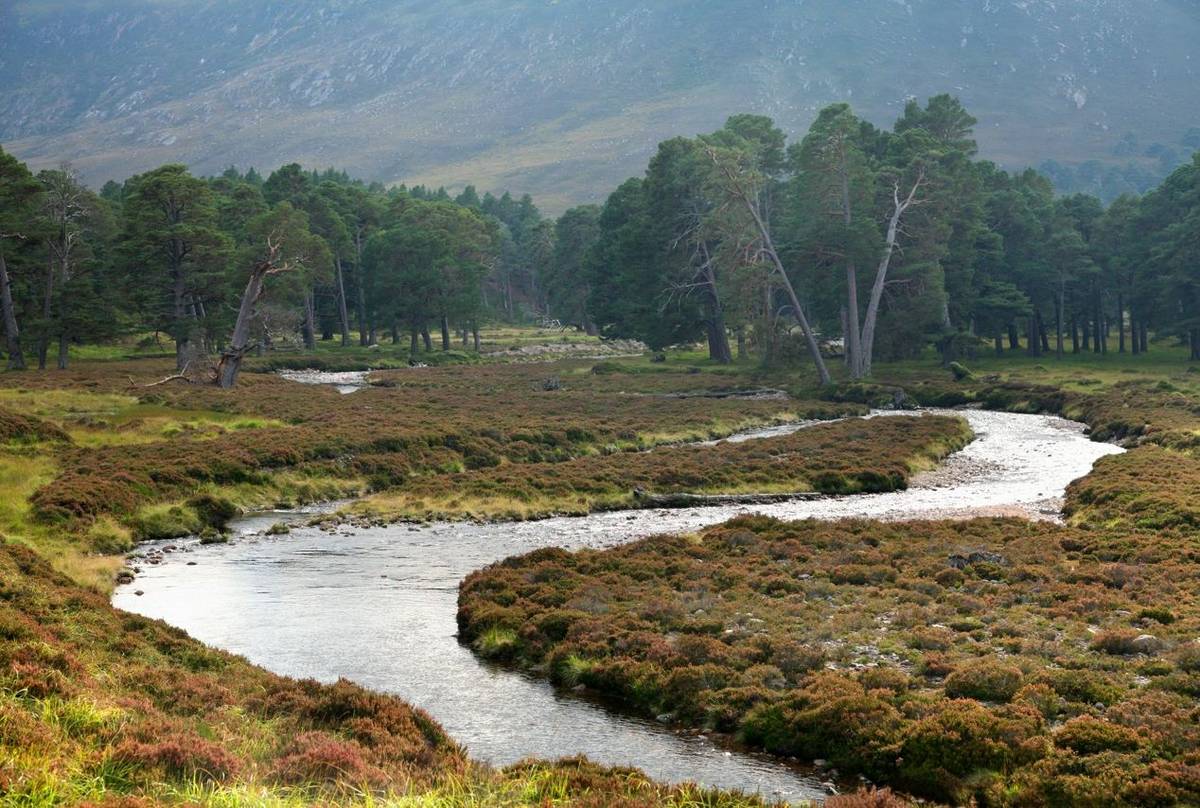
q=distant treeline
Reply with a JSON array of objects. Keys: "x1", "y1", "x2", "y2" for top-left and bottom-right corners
[
  {"x1": 540, "y1": 96, "x2": 1200, "y2": 380},
  {"x1": 2, "y1": 94, "x2": 1199, "y2": 380},
  {"x1": 0, "y1": 154, "x2": 551, "y2": 374}
]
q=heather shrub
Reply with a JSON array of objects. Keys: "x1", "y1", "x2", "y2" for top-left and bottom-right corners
[
  {"x1": 943, "y1": 660, "x2": 1024, "y2": 702},
  {"x1": 269, "y1": 731, "x2": 382, "y2": 786},
  {"x1": 1055, "y1": 717, "x2": 1143, "y2": 755},
  {"x1": 111, "y1": 734, "x2": 239, "y2": 783}
]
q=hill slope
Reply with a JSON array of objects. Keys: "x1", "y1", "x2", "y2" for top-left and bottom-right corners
[{"x1": 2, "y1": 0, "x2": 1198, "y2": 210}]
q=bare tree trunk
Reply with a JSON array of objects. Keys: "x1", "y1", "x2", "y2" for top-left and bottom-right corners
[
  {"x1": 334, "y1": 257, "x2": 351, "y2": 347},
  {"x1": 216, "y1": 266, "x2": 269, "y2": 389},
  {"x1": 707, "y1": 147, "x2": 829, "y2": 384},
  {"x1": 1007, "y1": 324, "x2": 1019, "y2": 351},
  {"x1": 440, "y1": 316, "x2": 451, "y2": 352},
  {"x1": 0, "y1": 251, "x2": 25, "y2": 370},
  {"x1": 472, "y1": 322, "x2": 481, "y2": 352},
  {"x1": 839, "y1": 168, "x2": 864, "y2": 375},
  {"x1": 857, "y1": 173, "x2": 923, "y2": 379},
  {"x1": 57, "y1": 333, "x2": 68, "y2": 369},
  {"x1": 421, "y1": 328, "x2": 433, "y2": 352}
]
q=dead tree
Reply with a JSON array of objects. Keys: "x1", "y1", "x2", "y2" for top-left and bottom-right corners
[
  {"x1": 856, "y1": 168, "x2": 926, "y2": 378},
  {"x1": 215, "y1": 236, "x2": 301, "y2": 389},
  {"x1": 705, "y1": 145, "x2": 831, "y2": 385}
]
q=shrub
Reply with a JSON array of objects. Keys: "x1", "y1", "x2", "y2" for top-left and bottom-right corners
[
  {"x1": 944, "y1": 661, "x2": 1024, "y2": 703},
  {"x1": 270, "y1": 731, "x2": 381, "y2": 786},
  {"x1": 111, "y1": 734, "x2": 239, "y2": 783},
  {"x1": 1055, "y1": 717, "x2": 1142, "y2": 755}
]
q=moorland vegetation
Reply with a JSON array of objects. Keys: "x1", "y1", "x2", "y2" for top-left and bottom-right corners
[{"x1": 2, "y1": 83, "x2": 1200, "y2": 808}]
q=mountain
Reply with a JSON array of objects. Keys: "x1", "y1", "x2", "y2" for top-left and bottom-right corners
[{"x1": 2, "y1": 0, "x2": 1198, "y2": 211}]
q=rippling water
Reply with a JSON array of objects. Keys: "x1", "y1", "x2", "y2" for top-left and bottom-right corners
[{"x1": 113, "y1": 409, "x2": 1121, "y2": 803}]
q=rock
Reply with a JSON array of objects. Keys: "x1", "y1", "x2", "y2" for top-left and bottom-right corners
[
  {"x1": 134, "y1": 590, "x2": 144, "y2": 597},
  {"x1": 655, "y1": 713, "x2": 674, "y2": 724},
  {"x1": 651, "y1": 353, "x2": 667, "y2": 363},
  {"x1": 115, "y1": 570, "x2": 135, "y2": 585},
  {"x1": 1132, "y1": 634, "x2": 1164, "y2": 654},
  {"x1": 813, "y1": 759, "x2": 829, "y2": 768},
  {"x1": 822, "y1": 781, "x2": 840, "y2": 795}
]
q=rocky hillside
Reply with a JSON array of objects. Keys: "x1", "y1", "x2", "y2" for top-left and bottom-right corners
[{"x1": 2, "y1": 0, "x2": 1198, "y2": 210}]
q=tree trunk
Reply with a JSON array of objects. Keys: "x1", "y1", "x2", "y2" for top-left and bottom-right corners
[
  {"x1": 440, "y1": 316, "x2": 451, "y2": 352},
  {"x1": 171, "y1": 247, "x2": 190, "y2": 370},
  {"x1": 715, "y1": 151, "x2": 830, "y2": 384},
  {"x1": 1071, "y1": 317, "x2": 1080, "y2": 354},
  {"x1": 994, "y1": 332, "x2": 1003, "y2": 356},
  {"x1": 38, "y1": 252, "x2": 54, "y2": 370},
  {"x1": 1026, "y1": 313, "x2": 1041, "y2": 357},
  {"x1": 1007, "y1": 324, "x2": 1019, "y2": 351},
  {"x1": 1140, "y1": 322, "x2": 1148, "y2": 354},
  {"x1": 334, "y1": 257, "x2": 351, "y2": 347},
  {"x1": 1056, "y1": 282, "x2": 1065, "y2": 358},
  {"x1": 409, "y1": 328, "x2": 419, "y2": 355},
  {"x1": 737, "y1": 327, "x2": 747, "y2": 360},
  {"x1": 856, "y1": 173, "x2": 923, "y2": 379},
  {"x1": 421, "y1": 328, "x2": 433, "y2": 352},
  {"x1": 302, "y1": 290, "x2": 317, "y2": 350},
  {"x1": 0, "y1": 251, "x2": 26, "y2": 370},
  {"x1": 57, "y1": 333, "x2": 68, "y2": 370},
  {"x1": 472, "y1": 322, "x2": 480, "y2": 352},
  {"x1": 355, "y1": 230, "x2": 370, "y2": 346},
  {"x1": 1117, "y1": 292, "x2": 1126, "y2": 353},
  {"x1": 215, "y1": 264, "x2": 269, "y2": 389}
]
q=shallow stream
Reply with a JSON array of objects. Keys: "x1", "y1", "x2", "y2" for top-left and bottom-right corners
[{"x1": 113, "y1": 408, "x2": 1122, "y2": 803}]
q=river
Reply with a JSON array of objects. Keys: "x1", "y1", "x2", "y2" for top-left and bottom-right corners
[{"x1": 112, "y1": 407, "x2": 1122, "y2": 804}]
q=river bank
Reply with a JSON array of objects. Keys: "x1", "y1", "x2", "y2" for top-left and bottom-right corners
[{"x1": 112, "y1": 409, "x2": 1116, "y2": 805}]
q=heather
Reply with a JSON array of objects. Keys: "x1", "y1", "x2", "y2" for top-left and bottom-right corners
[
  {"x1": 455, "y1": 350, "x2": 1200, "y2": 806},
  {"x1": 459, "y1": 515, "x2": 1200, "y2": 805},
  {"x1": 0, "y1": 540, "x2": 798, "y2": 808},
  {"x1": 356, "y1": 415, "x2": 970, "y2": 522}
]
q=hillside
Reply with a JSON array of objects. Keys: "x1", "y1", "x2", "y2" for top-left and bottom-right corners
[{"x1": 2, "y1": 0, "x2": 1199, "y2": 210}]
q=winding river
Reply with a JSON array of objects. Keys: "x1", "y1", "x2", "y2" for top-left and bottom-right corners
[{"x1": 113, "y1": 407, "x2": 1122, "y2": 804}]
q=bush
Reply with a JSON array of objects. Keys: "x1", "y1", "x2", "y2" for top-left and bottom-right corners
[
  {"x1": 111, "y1": 734, "x2": 239, "y2": 783},
  {"x1": 1055, "y1": 717, "x2": 1142, "y2": 755},
  {"x1": 943, "y1": 661, "x2": 1024, "y2": 703}
]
